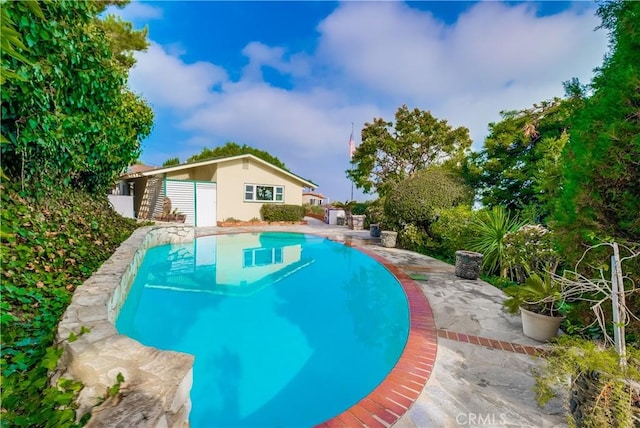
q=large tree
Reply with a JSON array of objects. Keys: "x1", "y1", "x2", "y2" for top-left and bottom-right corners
[
  {"x1": 468, "y1": 94, "x2": 582, "y2": 217},
  {"x1": 553, "y1": 0, "x2": 640, "y2": 250},
  {"x1": 186, "y1": 142, "x2": 288, "y2": 170},
  {"x1": 347, "y1": 105, "x2": 472, "y2": 197},
  {"x1": 0, "y1": 0, "x2": 153, "y2": 193}
]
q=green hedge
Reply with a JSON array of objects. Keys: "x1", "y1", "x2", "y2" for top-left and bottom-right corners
[{"x1": 260, "y1": 204, "x2": 305, "y2": 221}]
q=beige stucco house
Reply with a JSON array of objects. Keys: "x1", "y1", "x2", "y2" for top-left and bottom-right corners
[
  {"x1": 120, "y1": 154, "x2": 316, "y2": 226},
  {"x1": 302, "y1": 191, "x2": 327, "y2": 206}
]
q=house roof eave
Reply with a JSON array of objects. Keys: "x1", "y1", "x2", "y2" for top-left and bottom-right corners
[{"x1": 120, "y1": 154, "x2": 317, "y2": 188}]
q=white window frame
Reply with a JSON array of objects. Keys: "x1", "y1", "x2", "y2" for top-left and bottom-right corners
[
  {"x1": 244, "y1": 183, "x2": 284, "y2": 202},
  {"x1": 243, "y1": 247, "x2": 284, "y2": 267}
]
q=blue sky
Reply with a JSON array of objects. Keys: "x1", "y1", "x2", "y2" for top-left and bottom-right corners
[{"x1": 109, "y1": 1, "x2": 607, "y2": 202}]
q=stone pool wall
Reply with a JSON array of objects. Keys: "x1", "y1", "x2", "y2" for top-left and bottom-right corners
[{"x1": 55, "y1": 225, "x2": 196, "y2": 427}]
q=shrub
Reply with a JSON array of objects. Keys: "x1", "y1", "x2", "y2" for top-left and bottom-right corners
[
  {"x1": 384, "y1": 168, "x2": 471, "y2": 230},
  {"x1": 365, "y1": 198, "x2": 390, "y2": 230},
  {"x1": 535, "y1": 336, "x2": 640, "y2": 428},
  {"x1": 260, "y1": 204, "x2": 305, "y2": 221},
  {"x1": 503, "y1": 224, "x2": 561, "y2": 283},
  {"x1": 350, "y1": 202, "x2": 369, "y2": 215},
  {"x1": 466, "y1": 206, "x2": 527, "y2": 277},
  {"x1": 303, "y1": 203, "x2": 324, "y2": 216},
  {"x1": 398, "y1": 223, "x2": 430, "y2": 254},
  {"x1": 430, "y1": 205, "x2": 477, "y2": 261}
]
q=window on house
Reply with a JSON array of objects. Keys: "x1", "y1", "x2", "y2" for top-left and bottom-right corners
[
  {"x1": 244, "y1": 184, "x2": 284, "y2": 202},
  {"x1": 243, "y1": 247, "x2": 283, "y2": 267}
]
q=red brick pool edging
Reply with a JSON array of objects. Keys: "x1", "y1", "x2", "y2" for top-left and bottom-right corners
[
  {"x1": 316, "y1": 246, "x2": 438, "y2": 428},
  {"x1": 437, "y1": 329, "x2": 545, "y2": 356}
]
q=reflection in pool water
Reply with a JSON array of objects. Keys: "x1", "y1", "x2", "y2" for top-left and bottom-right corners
[{"x1": 116, "y1": 232, "x2": 409, "y2": 427}]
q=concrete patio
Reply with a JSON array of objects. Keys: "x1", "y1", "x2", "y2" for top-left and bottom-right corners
[{"x1": 196, "y1": 217, "x2": 568, "y2": 427}]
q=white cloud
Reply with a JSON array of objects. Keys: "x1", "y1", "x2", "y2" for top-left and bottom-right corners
[
  {"x1": 105, "y1": 1, "x2": 163, "y2": 21},
  {"x1": 315, "y1": 1, "x2": 606, "y2": 148},
  {"x1": 180, "y1": 81, "x2": 380, "y2": 160},
  {"x1": 241, "y1": 42, "x2": 311, "y2": 81},
  {"x1": 317, "y1": 2, "x2": 604, "y2": 100},
  {"x1": 131, "y1": 1, "x2": 609, "y2": 200},
  {"x1": 129, "y1": 43, "x2": 228, "y2": 110}
]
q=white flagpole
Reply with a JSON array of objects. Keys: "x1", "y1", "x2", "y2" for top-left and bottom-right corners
[{"x1": 350, "y1": 122, "x2": 354, "y2": 201}]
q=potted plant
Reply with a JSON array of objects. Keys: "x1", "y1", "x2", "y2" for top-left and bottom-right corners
[
  {"x1": 533, "y1": 242, "x2": 640, "y2": 427},
  {"x1": 172, "y1": 209, "x2": 186, "y2": 223},
  {"x1": 503, "y1": 269, "x2": 566, "y2": 342}
]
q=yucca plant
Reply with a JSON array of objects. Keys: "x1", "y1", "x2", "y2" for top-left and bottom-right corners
[{"x1": 467, "y1": 206, "x2": 527, "y2": 277}]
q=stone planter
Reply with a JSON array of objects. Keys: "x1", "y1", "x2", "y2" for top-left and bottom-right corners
[
  {"x1": 520, "y1": 307, "x2": 565, "y2": 342},
  {"x1": 370, "y1": 224, "x2": 381, "y2": 238},
  {"x1": 350, "y1": 215, "x2": 365, "y2": 230},
  {"x1": 454, "y1": 250, "x2": 483, "y2": 280},
  {"x1": 380, "y1": 231, "x2": 398, "y2": 248}
]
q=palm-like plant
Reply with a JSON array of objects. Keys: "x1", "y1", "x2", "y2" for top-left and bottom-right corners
[
  {"x1": 467, "y1": 206, "x2": 527, "y2": 277},
  {"x1": 503, "y1": 270, "x2": 564, "y2": 316}
]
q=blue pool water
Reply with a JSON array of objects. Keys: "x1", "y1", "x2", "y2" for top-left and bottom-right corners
[{"x1": 116, "y1": 232, "x2": 409, "y2": 427}]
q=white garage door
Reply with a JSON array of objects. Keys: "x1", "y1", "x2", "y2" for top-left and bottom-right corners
[
  {"x1": 165, "y1": 180, "x2": 196, "y2": 226},
  {"x1": 165, "y1": 180, "x2": 217, "y2": 227},
  {"x1": 195, "y1": 183, "x2": 217, "y2": 227}
]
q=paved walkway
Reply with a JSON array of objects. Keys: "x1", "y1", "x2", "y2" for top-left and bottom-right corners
[{"x1": 197, "y1": 218, "x2": 567, "y2": 427}]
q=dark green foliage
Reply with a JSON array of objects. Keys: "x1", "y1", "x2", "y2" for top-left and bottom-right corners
[
  {"x1": 187, "y1": 142, "x2": 288, "y2": 170},
  {"x1": 384, "y1": 167, "x2": 471, "y2": 230},
  {"x1": 350, "y1": 202, "x2": 368, "y2": 216},
  {"x1": 364, "y1": 198, "x2": 389, "y2": 230},
  {"x1": 468, "y1": 97, "x2": 579, "y2": 217},
  {"x1": 260, "y1": 204, "x2": 305, "y2": 221},
  {"x1": 348, "y1": 105, "x2": 472, "y2": 196},
  {"x1": 466, "y1": 206, "x2": 527, "y2": 277},
  {"x1": 553, "y1": 0, "x2": 640, "y2": 258},
  {"x1": 429, "y1": 205, "x2": 477, "y2": 261},
  {"x1": 0, "y1": 185, "x2": 140, "y2": 425},
  {"x1": 162, "y1": 157, "x2": 180, "y2": 167},
  {"x1": 1, "y1": 0, "x2": 153, "y2": 193}
]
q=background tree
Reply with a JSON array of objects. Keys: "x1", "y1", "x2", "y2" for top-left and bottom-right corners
[
  {"x1": 96, "y1": 13, "x2": 149, "y2": 69},
  {"x1": 0, "y1": 0, "x2": 153, "y2": 193},
  {"x1": 347, "y1": 105, "x2": 472, "y2": 197},
  {"x1": 187, "y1": 141, "x2": 288, "y2": 170},
  {"x1": 468, "y1": 94, "x2": 582, "y2": 218},
  {"x1": 553, "y1": 0, "x2": 640, "y2": 254},
  {"x1": 384, "y1": 167, "x2": 471, "y2": 230},
  {"x1": 162, "y1": 157, "x2": 180, "y2": 167}
]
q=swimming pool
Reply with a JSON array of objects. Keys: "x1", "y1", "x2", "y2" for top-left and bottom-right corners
[{"x1": 116, "y1": 232, "x2": 410, "y2": 427}]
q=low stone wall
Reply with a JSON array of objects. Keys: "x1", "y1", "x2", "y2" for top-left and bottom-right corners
[{"x1": 55, "y1": 225, "x2": 196, "y2": 427}]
